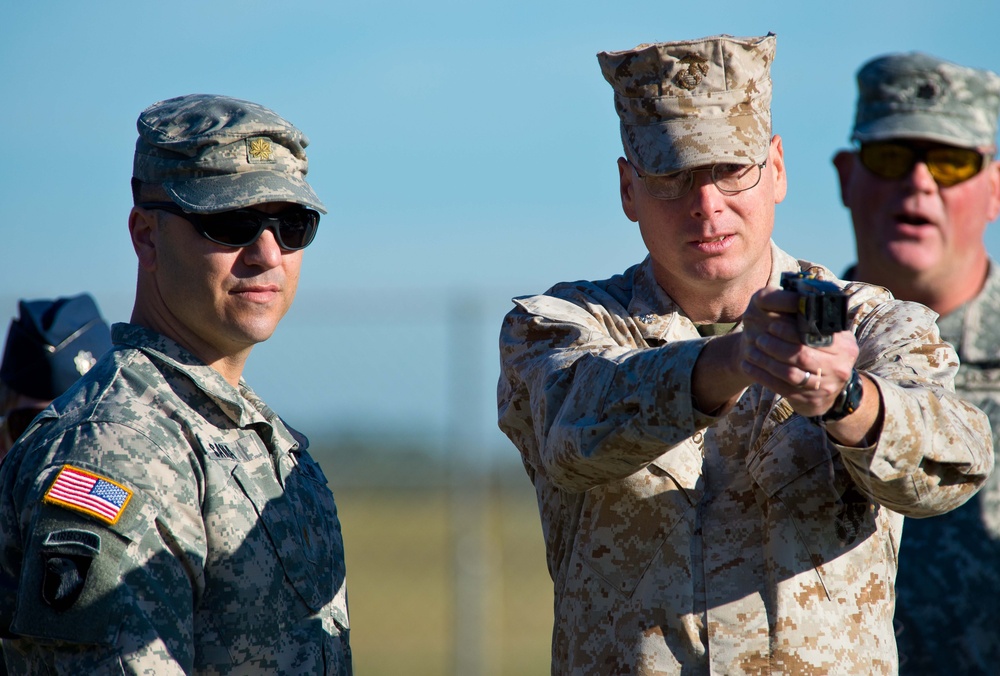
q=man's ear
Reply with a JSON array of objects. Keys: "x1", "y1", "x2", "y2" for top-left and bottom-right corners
[
  {"x1": 832, "y1": 150, "x2": 856, "y2": 207},
  {"x1": 984, "y1": 159, "x2": 1000, "y2": 222},
  {"x1": 769, "y1": 135, "x2": 787, "y2": 204},
  {"x1": 128, "y1": 207, "x2": 159, "y2": 271},
  {"x1": 618, "y1": 157, "x2": 639, "y2": 222}
]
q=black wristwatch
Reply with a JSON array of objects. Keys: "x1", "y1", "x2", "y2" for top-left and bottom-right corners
[{"x1": 822, "y1": 369, "x2": 864, "y2": 422}]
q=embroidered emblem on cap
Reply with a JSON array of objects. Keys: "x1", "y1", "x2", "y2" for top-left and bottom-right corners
[
  {"x1": 247, "y1": 137, "x2": 275, "y2": 163},
  {"x1": 43, "y1": 465, "x2": 133, "y2": 525},
  {"x1": 673, "y1": 54, "x2": 709, "y2": 91},
  {"x1": 73, "y1": 349, "x2": 97, "y2": 376},
  {"x1": 916, "y1": 80, "x2": 938, "y2": 101}
]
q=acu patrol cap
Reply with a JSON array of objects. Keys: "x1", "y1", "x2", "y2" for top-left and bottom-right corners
[
  {"x1": 133, "y1": 94, "x2": 327, "y2": 214},
  {"x1": 0, "y1": 294, "x2": 113, "y2": 401},
  {"x1": 598, "y1": 33, "x2": 775, "y2": 175},
  {"x1": 852, "y1": 52, "x2": 1000, "y2": 149}
]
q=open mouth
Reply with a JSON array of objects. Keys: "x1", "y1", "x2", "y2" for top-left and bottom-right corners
[
  {"x1": 690, "y1": 234, "x2": 734, "y2": 254},
  {"x1": 895, "y1": 211, "x2": 932, "y2": 227}
]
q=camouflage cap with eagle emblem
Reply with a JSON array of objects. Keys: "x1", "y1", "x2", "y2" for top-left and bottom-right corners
[
  {"x1": 851, "y1": 52, "x2": 1000, "y2": 149},
  {"x1": 133, "y1": 93, "x2": 327, "y2": 214},
  {"x1": 597, "y1": 33, "x2": 775, "y2": 175}
]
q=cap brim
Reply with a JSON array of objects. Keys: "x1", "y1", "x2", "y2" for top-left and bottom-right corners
[
  {"x1": 623, "y1": 116, "x2": 770, "y2": 175},
  {"x1": 852, "y1": 113, "x2": 985, "y2": 149},
  {"x1": 163, "y1": 171, "x2": 328, "y2": 214}
]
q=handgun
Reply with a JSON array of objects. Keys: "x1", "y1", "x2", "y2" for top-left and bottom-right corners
[{"x1": 779, "y1": 271, "x2": 850, "y2": 347}]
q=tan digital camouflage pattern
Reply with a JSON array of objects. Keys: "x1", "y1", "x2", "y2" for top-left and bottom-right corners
[
  {"x1": 0, "y1": 323, "x2": 351, "y2": 675},
  {"x1": 891, "y1": 261, "x2": 1000, "y2": 674},
  {"x1": 852, "y1": 52, "x2": 1000, "y2": 149},
  {"x1": 133, "y1": 93, "x2": 327, "y2": 214},
  {"x1": 497, "y1": 244, "x2": 993, "y2": 675},
  {"x1": 597, "y1": 34, "x2": 774, "y2": 175}
]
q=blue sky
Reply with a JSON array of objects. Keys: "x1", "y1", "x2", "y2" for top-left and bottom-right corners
[{"x1": 4, "y1": 0, "x2": 1000, "y2": 457}]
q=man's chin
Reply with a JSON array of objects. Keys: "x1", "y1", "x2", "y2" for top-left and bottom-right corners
[
  {"x1": 227, "y1": 317, "x2": 281, "y2": 348},
  {"x1": 882, "y1": 243, "x2": 941, "y2": 275}
]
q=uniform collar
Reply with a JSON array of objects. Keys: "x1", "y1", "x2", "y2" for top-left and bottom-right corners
[
  {"x1": 627, "y1": 257, "x2": 693, "y2": 342},
  {"x1": 110, "y1": 323, "x2": 274, "y2": 430},
  {"x1": 941, "y1": 260, "x2": 1000, "y2": 363},
  {"x1": 627, "y1": 242, "x2": 801, "y2": 342}
]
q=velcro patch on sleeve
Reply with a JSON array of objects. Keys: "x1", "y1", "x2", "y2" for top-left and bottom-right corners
[{"x1": 43, "y1": 465, "x2": 133, "y2": 525}]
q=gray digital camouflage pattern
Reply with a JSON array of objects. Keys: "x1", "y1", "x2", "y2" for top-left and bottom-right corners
[
  {"x1": 497, "y1": 243, "x2": 993, "y2": 675},
  {"x1": 134, "y1": 93, "x2": 327, "y2": 214},
  {"x1": 890, "y1": 261, "x2": 1000, "y2": 674},
  {"x1": 597, "y1": 34, "x2": 774, "y2": 175},
  {"x1": 852, "y1": 52, "x2": 1000, "y2": 149},
  {"x1": 0, "y1": 323, "x2": 351, "y2": 675}
]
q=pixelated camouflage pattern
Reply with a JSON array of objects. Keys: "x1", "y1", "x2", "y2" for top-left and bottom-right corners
[
  {"x1": 853, "y1": 52, "x2": 1000, "y2": 149},
  {"x1": 892, "y1": 260, "x2": 1000, "y2": 674},
  {"x1": 0, "y1": 323, "x2": 351, "y2": 675},
  {"x1": 134, "y1": 93, "x2": 327, "y2": 214},
  {"x1": 597, "y1": 34, "x2": 774, "y2": 175},
  {"x1": 497, "y1": 244, "x2": 993, "y2": 675}
]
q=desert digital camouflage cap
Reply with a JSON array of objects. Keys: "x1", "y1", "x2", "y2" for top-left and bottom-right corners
[
  {"x1": 852, "y1": 52, "x2": 1000, "y2": 149},
  {"x1": 0, "y1": 294, "x2": 113, "y2": 401},
  {"x1": 133, "y1": 94, "x2": 327, "y2": 214},
  {"x1": 598, "y1": 33, "x2": 775, "y2": 175}
]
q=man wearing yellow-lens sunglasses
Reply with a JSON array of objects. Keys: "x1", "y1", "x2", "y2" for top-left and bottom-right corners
[{"x1": 834, "y1": 52, "x2": 1000, "y2": 675}]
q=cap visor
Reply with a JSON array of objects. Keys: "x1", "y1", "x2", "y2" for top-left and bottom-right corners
[
  {"x1": 624, "y1": 117, "x2": 770, "y2": 174},
  {"x1": 164, "y1": 171, "x2": 327, "y2": 214},
  {"x1": 852, "y1": 113, "x2": 983, "y2": 149}
]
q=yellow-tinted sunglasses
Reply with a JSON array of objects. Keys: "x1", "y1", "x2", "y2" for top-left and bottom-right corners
[{"x1": 858, "y1": 141, "x2": 990, "y2": 187}]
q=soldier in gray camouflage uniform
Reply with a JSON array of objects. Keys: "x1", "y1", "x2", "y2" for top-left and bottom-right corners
[
  {"x1": 834, "y1": 53, "x2": 1000, "y2": 675},
  {"x1": 0, "y1": 94, "x2": 351, "y2": 674},
  {"x1": 497, "y1": 34, "x2": 993, "y2": 674}
]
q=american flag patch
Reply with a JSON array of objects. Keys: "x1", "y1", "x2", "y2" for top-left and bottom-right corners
[{"x1": 43, "y1": 465, "x2": 133, "y2": 525}]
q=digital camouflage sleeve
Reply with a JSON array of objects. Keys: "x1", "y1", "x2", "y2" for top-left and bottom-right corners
[
  {"x1": 498, "y1": 244, "x2": 992, "y2": 675},
  {"x1": 0, "y1": 324, "x2": 351, "y2": 675}
]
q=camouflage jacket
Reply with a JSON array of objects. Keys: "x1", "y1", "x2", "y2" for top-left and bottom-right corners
[
  {"x1": 0, "y1": 323, "x2": 351, "y2": 675},
  {"x1": 497, "y1": 244, "x2": 993, "y2": 675},
  {"x1": 892, "y1": 260, "x2": 1000, "y2": 674}
]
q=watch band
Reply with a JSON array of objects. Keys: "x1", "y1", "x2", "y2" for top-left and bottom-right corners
[{"x1": 821, "y1": 369, "x2": 863, "y2": 422}]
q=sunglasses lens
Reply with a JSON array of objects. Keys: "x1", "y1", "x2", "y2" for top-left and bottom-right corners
[
  {"x1": 927, "y1": 148, "x2": 983, "y2": 187},
  {"x1": 860, "y1": 143, "x2": 984, "y2": 186},
  {"x1": 859, "y1": 143, "x2": 915, "y2": 180},
  {"x1": 200, "y1": 212, "x2": 266, "y2": 247},
  {"x1": 274, "y1": 210, "x2": 319, "y2": 250},
  {"x1": 198, "y1": 209, "x2": 319, "y2": 250}
]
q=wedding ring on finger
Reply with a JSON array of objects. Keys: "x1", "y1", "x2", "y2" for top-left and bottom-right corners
[{"x1": 797, "y1": 368, "x2": 822, "y2": 390}]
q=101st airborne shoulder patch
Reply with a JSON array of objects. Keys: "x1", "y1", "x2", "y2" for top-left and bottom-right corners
[{"x1": 43, "y1": 465, "x2": 133, "y2": 525}]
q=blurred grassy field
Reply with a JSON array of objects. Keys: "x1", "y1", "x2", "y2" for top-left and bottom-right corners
[{"x1": 330, "y1": 474, "x2": 554, "y2": 675}]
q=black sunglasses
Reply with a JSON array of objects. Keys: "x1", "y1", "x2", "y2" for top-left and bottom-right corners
[
  {"x1": 139, "y1": 202, "x2": 320, "y2": 250},
  {"x1": 858, "y1": 142, "x2": 989, "y2": 187}
]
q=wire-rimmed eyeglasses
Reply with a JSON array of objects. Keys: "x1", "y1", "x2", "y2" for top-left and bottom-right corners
[{"x1": 633, "y1": 160, "x2": 767, "y2": 200}]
